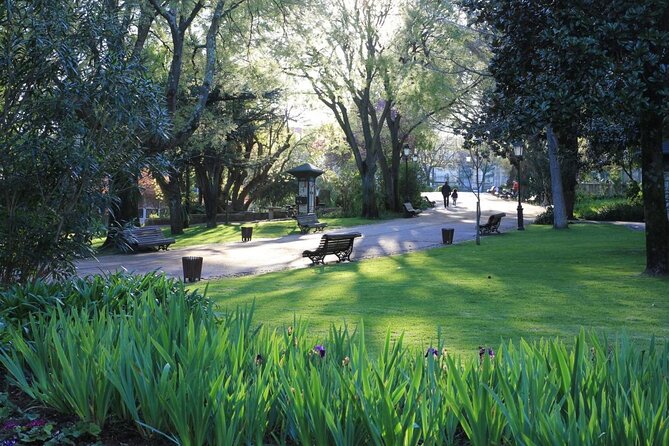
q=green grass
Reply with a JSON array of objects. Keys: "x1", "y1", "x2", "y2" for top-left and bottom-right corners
[
  {"x1": 91, "y1": 216, "x2": 382, "y2": 251},
  {"x1": 167, "y1": 216, "x2": 380, "y2": 248},
  {"x1": 196, "y1": 224, "x2": 668, "y2": 356}
]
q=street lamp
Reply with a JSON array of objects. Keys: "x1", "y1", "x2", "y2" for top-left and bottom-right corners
[
  {"x1": 513, "y1": 142, "x2": 525, "y2": 230},
  {"x1": 401, "y1": 144, "x2": 412, "y2": 201}
]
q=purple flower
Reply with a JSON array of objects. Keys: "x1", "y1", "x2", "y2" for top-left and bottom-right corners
[
  {"x1": 425, "y1": 347, "x2": 439, "y2": 358},
  {"x1": 1, "y1": 421, "x2": 19, "y2": 431},
  {"x1": 26, "y1": 419, "x2": 47, "y2": 428},
  {"x1": 1, "y1": 439, "x2": 18, "y2": 446},
  {"x1": 479, "y1": 346, "x2": 495, "y2": 363},
  {"x1": 313, "y1": 344, "x2": 326, "y2": 358}
]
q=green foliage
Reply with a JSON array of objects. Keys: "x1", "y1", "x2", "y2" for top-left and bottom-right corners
[
  {"x1": 625, "y1": 181, "x2": 643, "y2": 206},
  {"x1": 0, "y1": 391, "x2": 101, "y2": 446},
  {"x1": 1, "y1": 282, "x2": 667, "y2": 445},
  {"x1": 459, "y1": 0, "x2": 669, "y2": 272},
  {"x1": 0, "y1": 1, "x2": 166, "y2": 283},
  {"x1": 534, "y1": 206, "x2": 555, "y2": 225},
  {"x1": 579, "y1": 202, "x2": 644, "y2": 222},
  {"x1": 0, "y1": 272, "x2": 209, "y2": 342},
  {"x1": 332, "y1": 176, "x2": 363, "y2": 217},
  {"x1": 575, "y1": 196, "x2": 645, "y2": 222}
]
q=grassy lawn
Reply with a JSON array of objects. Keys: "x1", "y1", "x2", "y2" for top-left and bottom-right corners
[
  {"x1": 197, "y1": 224, "x2": 668, "y2": 356},
  {"x1": 166, "y1": 216, "x2": 381, "y2": 248},
  {"x1": 92, "y1": 216, "x2": 385, "y2": 250}
]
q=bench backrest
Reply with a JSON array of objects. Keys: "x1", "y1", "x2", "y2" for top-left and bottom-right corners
[
  {"x1": 130, "y1": 226, "x2": 163, "y2": 237},
  {"x1": 484, "y1": 215, "x2": 497, "y2": 225},
  {"x1": 484, "y1": 213, "x2": 506, "y2": 227},
  {"x1": 297, "y1": 214, "x2": 320, "y2": 225},
  {"x1": 403, "y1": 202, "x2": 417, "y2": 212},
  {"x1": 123, "y1": 226, "x2": 174, "y2": 245},
  {"x1": 322, "y1": 232, "x2": 361, "y2": 252}
]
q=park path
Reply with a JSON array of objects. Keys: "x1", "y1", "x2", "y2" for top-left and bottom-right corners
[{"x1": 75, "y1": 192, "x2": 545, "y2": 280}]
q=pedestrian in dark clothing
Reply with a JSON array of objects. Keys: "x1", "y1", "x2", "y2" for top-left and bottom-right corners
[
  {"x1": 451, "y1": 189, "x2": 458, "y2": 206},
  {"x1": 441, "y1": 181, "x2": 452, "y2": 207}
]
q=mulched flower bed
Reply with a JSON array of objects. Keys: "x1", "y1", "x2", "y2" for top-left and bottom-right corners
[{"x1": 1, "y1": 374, "x2": 169, "y2": 446}]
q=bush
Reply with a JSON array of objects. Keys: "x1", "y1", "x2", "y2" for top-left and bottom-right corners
[
  {"x1": 1, "y1": 284, "x2": 667, "y2": 446},
  {"x1": 579, "y1": 202, "x2": 644, "y2": 222},
  {"x1": 534, "y1": 206, "x2": 554, "y2": 225},
  {"x1": 625, "y1": 181, "x2": 643, "y2": 205}
]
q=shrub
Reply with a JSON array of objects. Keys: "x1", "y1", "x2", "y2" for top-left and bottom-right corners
[
  {"x1": 625, "y1": 181, "x2": 643, "y2": 205},
  {"x1": 579, "y1": 202, "x2": 644, "y2": 222},
  {"x1": 534, "y1": 206, "x2": 554, "y2": 225}
]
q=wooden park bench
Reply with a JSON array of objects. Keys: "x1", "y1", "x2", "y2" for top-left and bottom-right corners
[
  {"x1": 123, "y1": 226, "x2": 175, "y2": 251},
  {"x1": 302, "y1": 232, "x2": 362, "y2": 265},
  {"x1": 403, "y1": 202, "x2": 422, "y2": 217},
  {"x1": 296, "y1": 214, "x2": 328, "y2": 234},
  {"x1": 479, "y1": 213, "x2": 506, "y2": 235},
  {"x1": 423, "y1": 196, "x2": 436, "y2": 208}
]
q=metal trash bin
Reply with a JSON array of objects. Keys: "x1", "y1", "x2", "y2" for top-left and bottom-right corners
[
  {"x1": 241, "y1": 227, "x2": 253, "y2": 242},
  {"x1": 182, "y1": 256, "x2": 203, "y2": 282},
  {"x1": 442, "y1": 228, "x2": 455, "y2": 245}
]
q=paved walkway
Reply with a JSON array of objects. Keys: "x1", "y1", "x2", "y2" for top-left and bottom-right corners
[{"x1": 76, "y1": 192, "x2": 546, "y2": 279}]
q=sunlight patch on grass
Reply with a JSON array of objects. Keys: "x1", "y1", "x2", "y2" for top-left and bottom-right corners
[
  {"x1": 163, "y1": 216, "x2": 388, "y2": 248},
  {"x1": 195, "y1": 224, "x2": 668, "y2": 356}
]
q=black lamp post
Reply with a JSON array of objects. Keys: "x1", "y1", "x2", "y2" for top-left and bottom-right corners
[
  {"x1": 513, "y1": 142, "x2": 525, "y2": 230},
  {"x1": 401, "y1": 144, "x2": 411, "y2": 201}
]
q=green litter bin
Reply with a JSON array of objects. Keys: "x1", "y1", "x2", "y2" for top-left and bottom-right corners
[{"x1": 241, "y1": 227, "x2": 253, "y2": 242}]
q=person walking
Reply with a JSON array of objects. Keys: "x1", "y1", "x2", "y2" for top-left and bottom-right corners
[
  {"x1": 451, "y1": 188, "x2": 458, "y2": 206},
  {"x1": 441, "y1": 181, "x2": 452, "y2": 207}
]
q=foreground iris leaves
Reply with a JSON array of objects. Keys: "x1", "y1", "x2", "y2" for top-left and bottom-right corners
[{"x1": 1, "y1": 273, "x2": 667, "y2": 445}]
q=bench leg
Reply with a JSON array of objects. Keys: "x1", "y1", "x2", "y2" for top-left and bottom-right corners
[
  {"x1": 335, "y1": 246, "x2": 354, "y2": 262},
  {"x1": 307, "y1": 254, "x2": 325, "y2": 265}
]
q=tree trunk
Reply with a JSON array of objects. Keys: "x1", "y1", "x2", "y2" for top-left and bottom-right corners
[
  {"x1": 110, "y1": 172, "x2": 140, "y2": 226},
  {"x1": 378, "y1": 151, "x2": 399, "y2": 213},
  {"x1": 361, "y1": 160, "x2": 379, "y2": 218},
  {"x1": 155, "y1": 170, "x2": 184, "y2": 235},
  {"x1": 103, "y1": 172, "x2": 140, "y2": 248},
  {"x1": 193, "y1": 159, "x2": 223, "y2": 229},
  {"x1": 546, "y1": 126, "x2": 569, "y2": 229},
  {"x1": 383, "y1": 111, "x2": 403, "y2": 213},
  {"x1": 475, "y1": 199, "x2": 481, "y2": 245},
  {"x1": 557, "y1": 130, "x2": 579, "y2": 219},
  {"x1": 639, "y1": 109, "x2": 668, "y2": 275}
]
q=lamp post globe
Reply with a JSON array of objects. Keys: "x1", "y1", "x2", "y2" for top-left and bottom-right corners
[{"x1": 513, "y1": 142, "x2": 525, "y2": 230}]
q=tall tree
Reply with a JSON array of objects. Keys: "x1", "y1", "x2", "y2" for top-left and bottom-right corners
[
  {"x1": 461, "y1": 0, "x2": 668, "y2": 274},
  {"x1": 283, "y1": 0, "x2": 484, "y2": 216},
  {"x1": 0, "y1": 0, "x2": 166, "y2": 283},
  {"x1": 140, "y1": 0, "x2": 242, "y2": 234},
  {"x1": 379, "y1": 0, "x2": 487, "y2": 212},
  {"x1": 189, "y1": 91, "x2": 294, "y2": 227},
  {"x1": 141, "y1": 0, "x2": 298, "y2": 233},
  {"x1": 282, "y1": 0, "x2": 394, "y2": 217}
]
